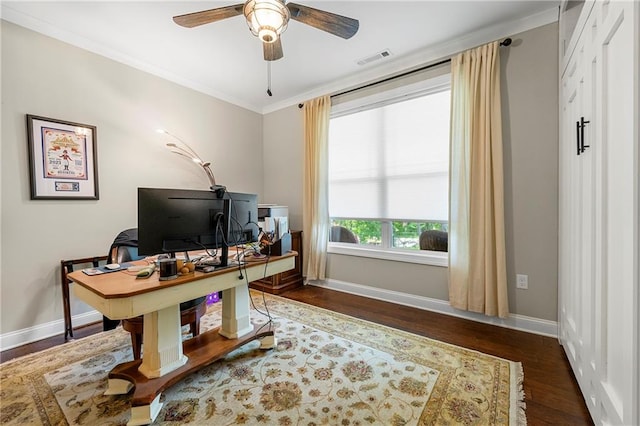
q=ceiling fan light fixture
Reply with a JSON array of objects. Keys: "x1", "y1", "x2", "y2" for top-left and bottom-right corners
[
  {"x1": 258, "y1": 26, "x2": 278, "y2": 43},
  {"x1": 244, "y1": 0, "x2": 289, "y2": 43}
]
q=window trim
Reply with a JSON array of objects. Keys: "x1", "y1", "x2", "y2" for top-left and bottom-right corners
[
  {"x1": 328, "y1": 242, "x2": 448, "y2": 267},
  {"x1": 331, "y1": 80, "x2": 451, "y2": 119},
  {"x1": 331, "y1": 63, "x2": 452, "y2": 117}
]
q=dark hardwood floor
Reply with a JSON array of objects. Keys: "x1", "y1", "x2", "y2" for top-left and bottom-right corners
[{"x1": 1, "y1": 285, "x2": 592, "y2": 425}]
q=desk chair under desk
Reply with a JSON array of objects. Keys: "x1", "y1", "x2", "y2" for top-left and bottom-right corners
[
  {"x1": 106, "y1": 228, "x2": 208, "y2": 360},
  {"x1": 68, "y1": 251, "x2": 296, "y2": 426}
]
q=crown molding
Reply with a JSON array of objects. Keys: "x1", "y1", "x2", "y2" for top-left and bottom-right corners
[
  {"x1": 0, "y1": 4, "x2": 263, "y2": 114},
  {"x1": 1, "y1": 3, "x2": 559, "y2": 116},
  {"x1": 262, "y1": 6, "x2": 559, "y2": 114}
]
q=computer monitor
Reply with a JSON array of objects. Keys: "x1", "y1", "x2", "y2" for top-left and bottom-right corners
[
  {"x1": 227, "y1": 192, "x2": 259, "y2": 245},
  {"x1": 137, "y1": 188, "x2": 258, "y2": 266}
]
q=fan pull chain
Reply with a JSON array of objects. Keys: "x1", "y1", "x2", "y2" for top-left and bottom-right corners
[{"x1": 267, "y1": 61, "x2": 273, "y2": 97}]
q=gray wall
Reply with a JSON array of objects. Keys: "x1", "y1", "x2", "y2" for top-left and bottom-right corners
[
  {"x1": 0, "y1": 19, "x2": 559, "y2": 340},
  {"x1": 1, "y1": 20, "x2": 264, "y2": 334},
  {"x1": 262, "y1": 105, "x2": 304, "y2": 229},
  {"x1": 501, "y1": 23, "x2": 558, "y2": 320},
  {"x1": 263, "y1": 22, "x2": 559, "y2": 321}
]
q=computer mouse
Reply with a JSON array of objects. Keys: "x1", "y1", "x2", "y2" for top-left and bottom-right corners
[{"x1": 105, "y1": 263, "x2": 120, "y2": 270}]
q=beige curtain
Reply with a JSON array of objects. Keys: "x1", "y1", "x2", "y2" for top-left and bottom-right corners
[
  {"x1": 302, "y1": 95, "x2": 331, "y2": 281},
  {"x1": 449, "y1": 41, "x2": 509, "y2": 318}
]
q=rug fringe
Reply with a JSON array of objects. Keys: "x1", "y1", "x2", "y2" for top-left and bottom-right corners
[{"x1": 516, "y1": 361, "x2": 527, "y2": 425}]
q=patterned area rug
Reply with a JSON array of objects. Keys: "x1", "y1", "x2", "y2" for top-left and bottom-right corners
[{"x1": 1, "y1": 292, "x2": 525, "y2": 425}]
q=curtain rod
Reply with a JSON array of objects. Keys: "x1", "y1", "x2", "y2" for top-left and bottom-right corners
[{"x1": 298, "y1": 37, "x2": 512, "y2": 109}]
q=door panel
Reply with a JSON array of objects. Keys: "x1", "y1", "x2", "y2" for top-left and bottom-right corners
[{"x1": 558, "y1": 1, "x2": 638, "y2": 424}]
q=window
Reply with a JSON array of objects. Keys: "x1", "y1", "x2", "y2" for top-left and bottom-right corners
[{"x1": 328, "y1": 69, "x2": 450, "y2": 262}]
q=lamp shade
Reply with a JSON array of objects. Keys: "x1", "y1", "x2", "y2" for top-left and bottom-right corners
[{"x1": 244, "y1": 0, "x2": 290, "y2": 43}]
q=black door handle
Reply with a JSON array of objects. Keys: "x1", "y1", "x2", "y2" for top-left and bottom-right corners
[
  {"x1": 580, "y1": 117, "x2": 590, "y2": 153},
  {"x1": 576, "y1": 117, "x2": 591, "y2": 155},
  {"x1": 576, "y1": 120, "x2": 581, "y2": 155}
]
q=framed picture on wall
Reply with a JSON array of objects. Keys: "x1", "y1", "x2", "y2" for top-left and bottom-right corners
[{"x1": 26, "y1": 114, "x2": 99, "y2": 200}]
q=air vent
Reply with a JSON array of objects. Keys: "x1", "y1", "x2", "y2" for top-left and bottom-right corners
[{"x1": 357, "y1": 49, "x2": 392, "y2": 66}]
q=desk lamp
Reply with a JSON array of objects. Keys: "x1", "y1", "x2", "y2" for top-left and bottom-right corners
[{"x1": 158, "y1": 129, "x2": 226, "y2": 198}]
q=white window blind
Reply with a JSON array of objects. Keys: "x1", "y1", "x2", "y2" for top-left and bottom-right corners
[{"x1": 329, "y1": 76, "x2": 451, "y2": 222}]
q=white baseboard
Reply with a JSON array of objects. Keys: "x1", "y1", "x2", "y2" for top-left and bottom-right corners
[
  {"x1": 308, "y1": 279, "x2": 558, "y2": 338},
  {"x1": 1, "y1": 281, "x2": 558, "y2": 351},
  {"x1": 0, "y1": 310, "x2": 103, "y2": 351}
]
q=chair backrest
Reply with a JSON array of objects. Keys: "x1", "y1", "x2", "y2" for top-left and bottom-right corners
[
  {"x1": 60, "y1": 255, "x2": 108, "y2": 339},
  {"x1": 419, "y1": 230, "x2": 448, "y2": 252},
  {"x1": 330, "y1": 226, "x2": 359, "y2": 243},
  {"x1": 108, "y1": 228, "x2": 143, "y2": 264},
  {"x1": 114, "y1": 245, "x2": 141, "y2": 263}
]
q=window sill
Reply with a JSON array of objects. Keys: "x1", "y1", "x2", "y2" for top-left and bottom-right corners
[{"x1": 327, "y1": 244, "x2": 448, "y2": 267}]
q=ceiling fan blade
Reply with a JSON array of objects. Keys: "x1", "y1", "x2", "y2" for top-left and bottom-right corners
[
  {"x1": 263, "y1": 39, "x2": 284, "y2": 61},
  {"x1": 287, "y1": 3, "x2": 359, "y2": 39},
  {"x1": 173, "y1": 3, "x2": 244, "y2": 28}
]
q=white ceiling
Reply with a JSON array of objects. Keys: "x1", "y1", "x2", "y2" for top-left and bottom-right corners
[{"x1": 1, "y1": 1, "x2": 559, "y2": 114}]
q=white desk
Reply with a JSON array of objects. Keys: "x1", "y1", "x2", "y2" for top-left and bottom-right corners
[{"x1": 69, "y1": 253, "x2": 295, "y2": 426}]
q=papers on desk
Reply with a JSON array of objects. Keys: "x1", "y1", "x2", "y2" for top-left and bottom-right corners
[{"x1": 82, "y1": 263, "x2": 131, "y2": 275}]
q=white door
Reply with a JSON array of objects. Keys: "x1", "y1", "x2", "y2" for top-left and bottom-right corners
[
  {"x1": 559, "y1": 15, "x2": 596, "y2": 409},
  {"x1": 591, "y1": 1, "x2": 638, "y2": 424},
  {"x1": 559, "y1": 1, "x2": 638, "y2": 424}
]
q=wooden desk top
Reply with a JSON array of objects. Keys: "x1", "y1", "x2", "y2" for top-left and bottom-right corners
[{"x1": 68, "y1": 252, "x2": 297, "y2": 299}]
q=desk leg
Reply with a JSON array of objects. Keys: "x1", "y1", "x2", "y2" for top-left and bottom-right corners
[
  {"x1": 105, "y1": 378, "x2": 135, "y2": 396},
  {"x1": 127, "y1": 394, "x2": 162, "y2": 426},
  {"x1": 219, "y1": 284, "x2": 253, "y2": 339},
  {"x1": 138, "y1": 305, "x2": 187, "y2": 379}
]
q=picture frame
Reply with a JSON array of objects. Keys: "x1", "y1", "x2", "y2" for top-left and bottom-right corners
[{"x1": 26, "y1": 114, "x2": 99, "y2": 200}]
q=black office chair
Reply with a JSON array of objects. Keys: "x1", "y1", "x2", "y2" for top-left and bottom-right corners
[
  {"x1": 419, "y1": 230, "x2": 448, "y2": 252},
  {"x1": 330, "y1": 226, "x2": 359, "y2": 243},
  {"x1": 105, "y1": 228, "x2": 207, "y2": 359},
  {"x1": 102, "y1": 228, "x2": 138, "y2": 331}
]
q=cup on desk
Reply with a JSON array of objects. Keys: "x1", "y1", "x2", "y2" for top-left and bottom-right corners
[{"x1": 158, "y1": 258, "x2": 178, "y2": 281}]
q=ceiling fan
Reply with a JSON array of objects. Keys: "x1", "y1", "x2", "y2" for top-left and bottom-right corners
[{"x1": 173, "y1": 0, "x2": 359, "y2": 61}]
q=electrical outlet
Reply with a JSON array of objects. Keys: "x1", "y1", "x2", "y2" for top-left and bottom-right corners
[{"x1": 516, "y1": 274, "x2": 528, "y2": 289}]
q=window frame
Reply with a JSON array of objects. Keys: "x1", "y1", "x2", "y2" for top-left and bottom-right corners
[
  {"x1": 327, "y1": 71, "x2": 451, "y2": 268},
  {"x1": 328, "y1": 241, "x2": 448, "y2": 267}
]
